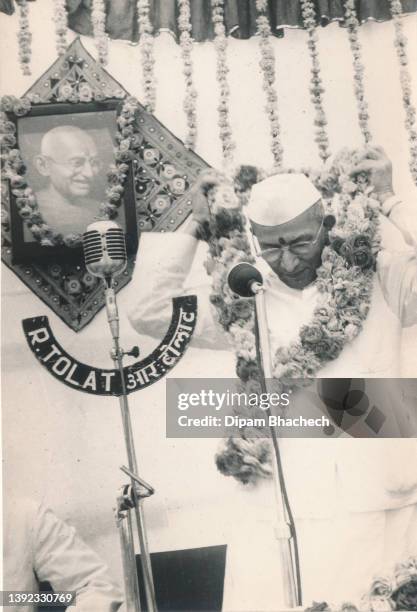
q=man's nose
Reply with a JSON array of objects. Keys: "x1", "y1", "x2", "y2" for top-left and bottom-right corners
[
  {"x1": 80, "y1": 160, "x2": 94, "y2": 178},
  {"x1": 279, "y1": 249, "x2": 300, "y2": 273}
]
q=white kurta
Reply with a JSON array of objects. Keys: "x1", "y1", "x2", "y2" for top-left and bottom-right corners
[
  {"x1": 3, "y1": 497, "x2": 124, "y2": 612},
  {"x1": 126, "y1": 198, "x2": 417, "y2": 607}
]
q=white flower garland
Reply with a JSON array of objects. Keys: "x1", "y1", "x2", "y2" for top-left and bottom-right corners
[
  {"x1": 16, "y1": 0, "x2": 32, "y2": 76},
  {"x1": 300, "y1": 0, "x2": 330, "y2": 163},
  {"x1": 199, "y1": 150, "x2": 382, "y2": 484},
  {"x1": 208, "y1": 156, "x2": 380, "y2": 385},
  {"x1": 390, "y1": 0, "x2": 417, "y2": 185},
  {"x1": 344, "y1": 0, "x2": 372, "y2": 144},
  {"x1": 178, "y1": 0, "x2": 198, "y2": 150},
  {"x1": 137, "y1": 0, "x2": 156, "y2": 113},
  {"x1": 53, "y1": 0, "x2": 68, "y2": 57},
  {"x1": 255, "y1": 0, "x2": 283, "y2": 169},
  {"x1": 211, "y1": 0, "x2": 235, "y2": 167},
  {"x1": 92, "y1": 0, "x2": 108, "y2": 66}
]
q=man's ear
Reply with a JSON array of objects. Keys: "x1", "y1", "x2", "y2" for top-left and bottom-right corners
[
  {"x1": 34, "y1": 155, "x2": 51, "y2": 177},
  {"x1": 323, "y1": 214, "x2": 336, "y2": 230}
]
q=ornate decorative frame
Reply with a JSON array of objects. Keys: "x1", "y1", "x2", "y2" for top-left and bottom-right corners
[{"x1": 1, "y1": 38, "x2": 209, "y2": 331}]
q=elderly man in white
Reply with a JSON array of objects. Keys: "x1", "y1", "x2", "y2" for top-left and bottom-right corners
[
  {"x1": 126, "y1": 146, "x2": 417, "y2": 607},
  {"x1": 26, "y1": 125, "x2": 102, "y2": 238}
]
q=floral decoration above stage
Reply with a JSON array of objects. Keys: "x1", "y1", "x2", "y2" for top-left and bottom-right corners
[{"x1": 4, "y1": 0, "x2": 416, "y2": 183}]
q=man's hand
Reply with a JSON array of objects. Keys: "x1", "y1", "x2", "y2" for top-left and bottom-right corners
[
  {"x1": 184, "y1": 170, "x2": 222, "y2": 237},
  {"x1": 350, "y1": 145, "x2": 394, "y2": 205}
]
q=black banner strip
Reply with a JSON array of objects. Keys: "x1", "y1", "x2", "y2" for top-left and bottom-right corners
[{"x1": 22, "y1": 296, "x2": 197, "y2": 396}]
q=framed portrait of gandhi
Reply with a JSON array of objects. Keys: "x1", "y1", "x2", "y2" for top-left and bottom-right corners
[{"x1": 8, "y1": 99, "x2": 138, "y2": 264}]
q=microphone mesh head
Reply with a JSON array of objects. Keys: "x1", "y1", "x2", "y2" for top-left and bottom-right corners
[
  {"x1": 83, "y1": 221, "x2": 127, "y2": 278},
  {"x1": 106, "y1": 228, "x2": 127, "y2": 261},
  {"x1": 83, "y1": 230, "x2": 102, "y2": 265}
]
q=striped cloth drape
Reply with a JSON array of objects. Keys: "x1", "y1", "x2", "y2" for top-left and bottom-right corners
[{"x1": 2, "y1": 0, "x2": 416, "y2": 40}]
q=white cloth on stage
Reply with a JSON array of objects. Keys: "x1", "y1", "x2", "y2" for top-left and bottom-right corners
[{"x1": 220, "y1": 483, "x2": 417, "y2": 610}]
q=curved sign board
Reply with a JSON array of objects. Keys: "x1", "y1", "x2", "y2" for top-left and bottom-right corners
[{"x1": 22, "y1": 296, "x2": 197, "y2": 396}]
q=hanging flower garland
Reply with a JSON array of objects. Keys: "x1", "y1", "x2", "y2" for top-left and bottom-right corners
[
  {"x1": 92, "y1": 0, "x2": 108, "y2": 66},
  {"x1": 197, "y1": 150, "x2": 381, "y2": 484},
  {"x1": 300, "y1": 0, "x2": 330, "y2": 163},
  {"x1": 53, "y1": 0, "x2": 69, "y2": 57},
  {"x1": 343, "y1": 0, "x2": 372, "y2": 144},
  {"x1": 255, "y1": 0, "x2": 283, "y2": 169},
  {"x1": 16, "y1": 0, "x2": 32, "y2": 76},
  {"x1": 389, "y1": 0, "x2": 417, "y2": 185},
  {"x1": 211, "y1": 0, "x2": 235, "y2": 167},
  {"x1": 178, "y1": 0, "x2": 198, "y2": 150},
  {"x1": 0, "y1": 90, "x2": 138, "y2": 248},
  {"x1": 137, "y1": 0, "x2": 156, "y2": 113}
]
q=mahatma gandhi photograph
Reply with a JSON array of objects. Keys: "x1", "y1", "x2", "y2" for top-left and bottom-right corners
[{"x1": 16, "y1": 107, "x2": 125, "y2": 241}]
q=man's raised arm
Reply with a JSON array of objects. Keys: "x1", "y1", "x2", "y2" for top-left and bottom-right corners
[
  {"x1": 126, "y1": 172, "x2": 231, "y2": 350},
  {"x1": 352, "y1": 146, "x2": 417, "y2": 326}
]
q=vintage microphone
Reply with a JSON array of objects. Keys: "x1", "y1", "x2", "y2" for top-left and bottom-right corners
[
  {"x1": 83, "y1": 220, "x2": 158, "y2": 612},
  {"x1": 227, "y1": 234, "x2": 302, "y2": 608},
  {"x1": 227, "y1": 262, "x2": 263, "y2": 298},
  {"x1": 83, "y1": 220, "x2": 127, "y2": 339}
]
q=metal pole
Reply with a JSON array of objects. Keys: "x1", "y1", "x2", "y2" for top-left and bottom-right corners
[
  {"x1": 112, "y1": 338, "x2": 158, "y2": 612},
  {"x1": 239, "y1": 209, "x2": 301, "y2": 607},
  {"x1": 116, "y1": 499, "x2": 142, "y2": 612},
  {"x1": 254, "y1": 286, "x2": 299, "y2": 608}
]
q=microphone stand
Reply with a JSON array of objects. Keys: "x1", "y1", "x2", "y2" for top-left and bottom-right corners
[
  {"x1": 104, "y1": 276, "x2": 158, "y2": 612},
  {"x1": 242, "y1": 220, "x2": 302, "y2": 608},
  {"x1": 206, "y1": 192, "x2": 301, "y2": 607}
]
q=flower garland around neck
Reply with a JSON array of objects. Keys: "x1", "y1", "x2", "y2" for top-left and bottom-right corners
[
  {"x1": 0, "y1": 91, "x2": 138, "y2": 248},
  {"x1": 53, "y1": 0, "x2": 69, "y2": 57},
  {"x1": 92, "y1": 0, "x2": 109, "y2": 66},
  {"x1": 178, "y1": 0, "x2": 198, "y2": 150},
  {"x1": 197, "y1": 149, "x2": 381, "y2": 485},
  {"x1": 255, "y1": 0, "x2": 283, "y2": 169},
  {"x1": 16, "y1": 0, "x2": 32, "y2": 76},
  {"x1": 343, "y1": 0, "x2": 372, "y2": 144},
  {"x1": 300, "y1": 0, "x2": 330, "y2": 163},
  {"x1": 211, "y1": 0, "x2": 235, "y2": 167},
  {"x1": 389, "y1": 0, "x2": 417, "y2": 185},
  {"x1": 137, "y1": 0, "x2": 156, "y2": 113}
]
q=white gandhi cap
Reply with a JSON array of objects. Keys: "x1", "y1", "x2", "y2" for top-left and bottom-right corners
[{"x1": 247, "y1": 173, "x2": 322, "y2": 226}]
